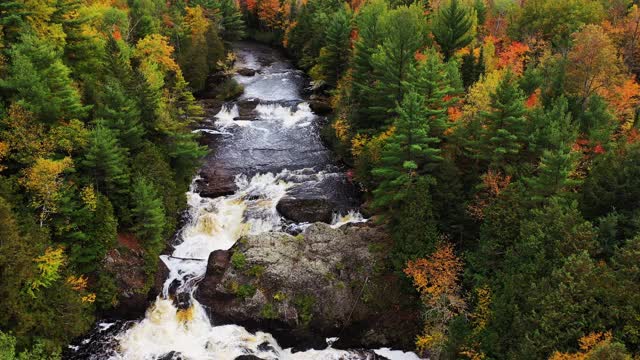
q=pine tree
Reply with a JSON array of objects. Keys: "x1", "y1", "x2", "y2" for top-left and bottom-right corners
[
  {"x1": 432, "y1": 0, "x2": 476, "y2": 60},
  {"x1": 477, "y1": 72, "x2": 528, "y2": 173},
  {"x1": 366, "y1": 4, "x2": 428, "y2": 130},
  {"x1": 350, "y1": 0, "x2": 388, "y2": 130},
  {"x1": 3, "y1": 35, "x2": 90, "y2": 122},
  {"x1": 372, "y1": 92, "x2": 443, "y2": 211},
  {"x1": 312, "y1": 6, "x2": 352, "y2": 87},
  {"x1": 214, "y1": 0, "x2": 246, "y2": 44},
  {"x1": 411, "y1": 49, "x2": 458, "y2": 138},
  {"x1": 95, "y1": 79, "x2": 145, "y2": 151},
  {"x1": 82, "y1": 123, "x2": 130, "y2": 204},
  {"x1": 130, "y1": 177, "x2": 166, "y2": 276}
]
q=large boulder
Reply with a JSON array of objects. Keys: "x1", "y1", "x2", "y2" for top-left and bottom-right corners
[
  {"x1": 275, "y1": 196, "x2": 333, "y2": 223},
  {"x1": 194, "y1": 222, "x2": 419, "y2": 350}
]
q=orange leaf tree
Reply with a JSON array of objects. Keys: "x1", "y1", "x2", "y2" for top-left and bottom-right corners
[{"x1": 404, "y1": 242, "x2": 466, "y2": 359}]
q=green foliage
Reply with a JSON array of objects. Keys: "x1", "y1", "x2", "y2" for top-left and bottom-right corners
[
  {"x1": 311, "y1": 6, "x2": 352, "y2": 87},
  {"x1": 372, "y1": 92, "x2": 442, "y2": 211},
  {"x1": 512, "y1": 0, "x2": 604, "y2": 48},
  {"x1": 2, "y1": 34, "x2": 90, "y2": 122},
  {"x1": 432, "y1": 0, "x2": 477, "y2": 60},
  {"x1": 260, "y1": 303, "x2": 278, "y2": 319},
  {"x1": 294, "y1": 294, "x2": 315, "y2": 327},
  {"x1": 231, "y1": 252, "x2": 247, "y2": 270},
  {"x1": 82, "y1": 123, "x2": 130, "y2": 211},
  {"x1": 475, "y1": 72, "x2": 529, "y2": 174},
  {"x1": 364, "y1": 4, "x2": 429, "y2": 129},
  {"x1": 235, "y1": 284, "x2": 256, "y2": 299},
  {"x1": 130, "y1": 177, "x2": 166, "y2": 277}
]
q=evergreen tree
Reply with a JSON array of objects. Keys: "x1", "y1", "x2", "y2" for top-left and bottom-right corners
[
  {"x1": 524, "y1": 97, "x2": 580, "y2": 202},
  {"x1": 410, "y1": 49, "x2": 458, "y2": 138},
  {"x1": 95, "y1": 79, "x2": 145, "y2": 151},
  {"x1": 432, "y1": 0, "x2": 476, "y2": 60},
  {"x1": 366, "y1": 4, "x2": 428, "y2": 130},
  {"x1": 130, "y1": 177, "x2": 165, "y2": 274},
  {"x1": 311, "y1": 6, "x2": 352, "y2": 87},
  {"x1": 2, "y1": 35, "x2": 90, "y2": 122},
  {"x1": 389, "y1": 176, "x2": 441, "y2": 273},
  {"x1": 213, "y1": 0, "x2": 246, "y2": 44},
  {"x1": 82, "y1": 123, "x2": 130, "y2": 208},
  {"x1": 350, "y1": 0, "x2": 388, "y2": 129},
  {"x1": 372, "y1": 91, "x2": 442, "y2": 211},
  {"x1": 477, "y1": 72, "x2": 529, "y2": 173}
]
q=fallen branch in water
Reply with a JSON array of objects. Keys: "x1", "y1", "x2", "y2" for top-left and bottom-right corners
[{"x1": 168, "y1": 255, "x2": 207, "y2": 261}]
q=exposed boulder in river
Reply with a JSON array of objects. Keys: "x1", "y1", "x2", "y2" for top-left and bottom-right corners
[
  {"x1": 237, "y1": 68, "x2": 257, "y2": 76},
  {"x1": 194, "y1": 222, "x2": 419, "y2": 350},
  {"x1": 308, "y1": 99, "x2": 333, "y2": 115}
]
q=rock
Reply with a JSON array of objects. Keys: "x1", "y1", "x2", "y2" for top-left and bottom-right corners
[
  {"x1": 194, "y1": 223, "x2": 420, "y2": 350},
  {"x1": 276, "y1": 196, "x2": 333, "y2": 223},
  {"x1": 308, "y1": 100, "x2": 332, "y2": 116},
  {"x1": 235, "y1": 356, "x2": 266, "y2": 360},
  {"x1": 102, "y1": 245, "x2": 150, "y2": 319},
  {"x1": 275, "y1": 173, "x2": 361, "y2": 223},
  {"x1": 207, "y1": 250, "x2": 230, "y2": 276},
  {"x1": 195, "y1": 169, "x2": 237, "y2": 198},
  {"x1": 237, "y1": 68, "x2": 257, "y2": 76}
]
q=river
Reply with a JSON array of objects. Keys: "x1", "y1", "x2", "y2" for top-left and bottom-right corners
[{"x1": 65, "y1": 42, "x2": 419, "y2": 360}]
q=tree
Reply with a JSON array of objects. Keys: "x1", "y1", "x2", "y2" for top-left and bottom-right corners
[
  {"x1": 349, "y1": 0, "x2": 388, "y2": 129},
  {"x1": 366, "y1": 4, "x2": 428, "y2": 129},
  {"x1": 372, "y1": 92, "x2": 442, "y2": 211},
  {"x1": 94, "y1": 79, "x2": 144, "y2": 151},
  {"x1": 565, "y1": 25, "x2": 624, "y2": 109},
  {"x1": 211, "y1": 0, "x2": 246, "y2": 43},
  {"x1": 2, "y1": 34, "x2": 90, "y2": 122},
  {"x1": 432, "y1": 0, "x2": 476, "y2": 60},
  {"x1": 180, "y1": 6, "x2": 211, "y2": 92},
  {"x1": 405, "y1": 242, "x2": 465, "y2": 359},
  {"x1": 524, "y1": 98, "x2": 581, "y2": 202},
  {"x1": 549, "y1": 331, "x2": 631, "y2": 360},
  {"x1": 410, "y1": 48, "x2": 459, "y2": 138},
  {"x1": 310, "y1": 6, "x2": 352, "y2": 87},
  {"x1": 20, "y1": 157, "x2": 73, "y2": 226},
  {"x1": 82, "y1": 123, "x2": 130, "y2": 208},
  {"x1": 512, "y1": 0, "x2": 604, "y2": 49},
  {"x1": 476, "y1": 72, "x2": 528, "y2": 173},
  {"x1": 130, "y1": 177, "x2": 165, "y2": 274}
]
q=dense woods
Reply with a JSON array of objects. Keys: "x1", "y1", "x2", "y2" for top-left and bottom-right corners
[
  {"x1": 0, "y1": 0, "x2": 243, "y2": 357},
  {"x1": 2, "y1": 0, "x2": 640, "y2": 359},
  {"x1": 241, "y1": 0, "x2": 640, "y2": 358}
]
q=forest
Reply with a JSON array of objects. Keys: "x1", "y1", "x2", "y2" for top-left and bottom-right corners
[{"x1": 1, "y1": 0, "x2": 640, "y2": 359}]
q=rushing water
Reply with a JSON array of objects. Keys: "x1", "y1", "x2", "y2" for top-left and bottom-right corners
[{"x1": 66, "y1": 42, "x2": 418, "y2": 360}]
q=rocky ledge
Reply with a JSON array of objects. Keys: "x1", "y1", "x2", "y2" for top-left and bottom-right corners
[{"x1": 193, "y1": 222, "x2": 419, "y2": 351}]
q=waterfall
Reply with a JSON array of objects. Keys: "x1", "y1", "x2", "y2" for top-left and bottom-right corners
[{"x1": 66, "y1": 41, "x2": 419, "y2": 360}]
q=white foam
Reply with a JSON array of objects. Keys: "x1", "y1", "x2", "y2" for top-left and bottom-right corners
[
  {"x1": 330, "y1": 210, "x2": 368, "y2": 229},
  {"x1": 255, "y1": 103, "x2": 315, "y2": 128}
]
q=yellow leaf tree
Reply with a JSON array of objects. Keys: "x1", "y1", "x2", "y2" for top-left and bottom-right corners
[{"x1": 20, "y1": 157, "x2": 73, "y2": 226}]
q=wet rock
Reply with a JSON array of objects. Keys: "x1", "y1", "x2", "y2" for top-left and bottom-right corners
[
  {"x1": 237, "y1": 68, "x2": 257, "y2": 76},
  {"x1": 195, "y1": 169, "x2": 237, "y2": 198},
  {"x1": 308, "y1": 100, "x2": 332, "y2": 116},
  {"x1": 276, "y1": 173, "x2": 361, "y2": 223},
  {"x1": 207, "y1": 250, "x2": 230, "y2": 275},
  {"x1": 276, "y1": 196, "x2": 333, "y2": 223},
  {"x1": 195, "y1": 223, "x2": 420, "y2": 350},
  {"x1": 158, "y1": 351, "x2": 184, "y2": 360}
]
